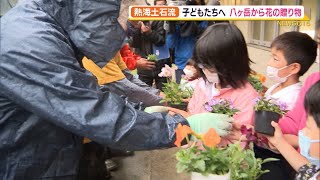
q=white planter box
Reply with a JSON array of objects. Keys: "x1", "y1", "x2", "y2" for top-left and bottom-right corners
[{"x1": 191, "y1": 171, "x2": 230, "y2": 180}]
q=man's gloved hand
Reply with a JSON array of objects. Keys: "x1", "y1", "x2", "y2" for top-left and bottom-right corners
[
  {"x1": 186, "y1": 113, "x2": 234, "y2": 137},
  {"x1": 144, "y1": 106, "x2": 169, "y2": 114}
]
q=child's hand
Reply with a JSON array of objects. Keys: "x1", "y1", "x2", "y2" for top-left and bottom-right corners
[
  {"x1": 267, "y1": 141, "x2": 280, "y2": 153},
  {"x1": 266, "y1": 121, "x2": 285, "y2": 149},
  {"x1": 226, "y1": 122, "x2": 243, "y2": 143}
]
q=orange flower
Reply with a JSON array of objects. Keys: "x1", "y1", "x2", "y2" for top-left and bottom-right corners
[
  {"x1": 174, "y1": 123, "x2": 192, "y2": 147},
  {"x1": 202, "y1": 128, "x2": 221, "y2": 148},
  {"x1": 258, "y1": 74, "x2": 266, "y2": 83}
]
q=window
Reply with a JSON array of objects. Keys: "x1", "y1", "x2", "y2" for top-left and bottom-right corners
[{"x1": 250, "y1": 0, "x2": 300, "y2": 47}]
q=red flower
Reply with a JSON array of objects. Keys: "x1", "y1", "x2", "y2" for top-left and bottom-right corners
[
  {"x1": 241, "y1": 125, "x2": 268, "y2": 148},
  {"x1": 241, "y1": 125, "x2": 257, "y2": 142}
]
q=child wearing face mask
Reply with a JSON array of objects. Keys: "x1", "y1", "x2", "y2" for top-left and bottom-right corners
[
  {"x1": 188, "y1": 23, "x2": 258, "y2": 124},
  {"x1": 265, "y1": 32, "x2": 317, "y2": 110},
  {"x1": 168, "y1": 23, "x2": 258, "y2": 145},
  {"x1": 267, "y1": 81, "x2": 320, "y2": 180},
  {"x1": 253, "y1": 73, "x2": 320, "y2": 180},
  {"x1": 180, "y1": 59, "x2": 200, "y2": 90}
]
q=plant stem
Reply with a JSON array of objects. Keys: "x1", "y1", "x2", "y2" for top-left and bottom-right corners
[{"x1": 186, "y1": 134, "x2": 190, "y2": 144}]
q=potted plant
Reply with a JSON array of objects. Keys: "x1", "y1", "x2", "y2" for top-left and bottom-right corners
[
  {"x1": 147, "y1": 54, "x2": 158, "y2": 61},
  {"x1": 181, "y1": 86, "x2": 194, "y2": 99},
  {"x1": 174, "y1": 124, "x2": 231, "y2": 180},
  {"x1": 228, "y1": 142, "x2": 278, "y2": 180},
  {"x1": 160, "y1": 80, "x2": 191, "y2": 111},
  {"x1": 187, "y1": 99, "x2": 240, "y2": 132},
  {"x1": 254, "y1": 97, "x2": 288, "y2": 136},
  {"x1": 158, "y1": 65, "x2": 194, "y2": 110},
  {"x1": 204, "y1": 99, "x2": 239, "y2": 118},
  {"x1": 174, "y1": 124, "x2": 278, "y2": 180}
]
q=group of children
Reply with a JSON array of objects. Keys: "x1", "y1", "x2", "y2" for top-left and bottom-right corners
[
  {"x1": 83, "y1": 18, "x2": 319, "y2": 179},
  {"x1": 163, "y1": 22, "x2": 319, "y2": 179}
]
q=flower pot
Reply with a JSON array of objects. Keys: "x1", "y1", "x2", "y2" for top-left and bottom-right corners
[
  {"x1": 168, "y1": 102, "x2": 188, "y2": 111},
  {"x1": 191, "y1": 171, "x2": 230, "y2": 180},
  {"x1": 254, "y1": 110, "x2": 281, "y2": 136}
]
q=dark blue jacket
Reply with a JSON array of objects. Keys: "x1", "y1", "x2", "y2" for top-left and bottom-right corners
[
  {"x1": 166, "y1": 21, "x2": 208, "y2": 70},
  {"x1": 0, "y1": 0, "x2": 186, "y2": 179}
]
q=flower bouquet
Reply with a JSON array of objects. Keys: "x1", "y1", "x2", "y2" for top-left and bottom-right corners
[{"x1": 254, "y1": 97, "x2": 288, "y2": 136}]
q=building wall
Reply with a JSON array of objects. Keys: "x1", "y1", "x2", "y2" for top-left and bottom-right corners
[
  {"x1": 220, "y1": 0, "x2": 319, "y2": 87},
  {"x1": 0, "y1": 0, "x2": 18, "y2": 16}
]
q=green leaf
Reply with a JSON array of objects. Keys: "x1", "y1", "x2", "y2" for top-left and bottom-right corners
[
  {"x1": 159, "y1": 99, "x2": 166, "y2": 103},
  {"x1": 147, "y1": 54, "x2": 157, "y2": 61},
  {"x1": 176, "y1": 163, "x2": 188, "y2": 173},
  {"x1": 194, "y1": 160, "x2": 206, "y2": 172},
  {"x1": 262, "y1": 158, "x2": 279, "y2": 164}
]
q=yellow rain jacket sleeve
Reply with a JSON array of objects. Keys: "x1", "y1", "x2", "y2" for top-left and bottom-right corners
[{"x1": 82, "y1": 52, "x2": 127, "y2": 85}]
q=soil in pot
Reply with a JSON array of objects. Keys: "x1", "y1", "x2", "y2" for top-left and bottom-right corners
[
  {"x1": 254, "y1": 110, "x2": 281, "y2": 136},
  {"x1": 168, "y1": 102, "x2": 188, "y2": 111}
]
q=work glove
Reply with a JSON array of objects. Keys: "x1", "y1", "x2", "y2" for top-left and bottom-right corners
[
  {"x1": 144, "y1": 106, "x2": 169, "y2": 114},
  {"x1": 186, "y1": 113, "x2": 234, "y2": 137}
]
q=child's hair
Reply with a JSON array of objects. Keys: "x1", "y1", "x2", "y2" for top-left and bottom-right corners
[
  {"x1": 304, "y1": 80, "x2": 320, "y2": 128},
  {"x1": 186, "y1": 0, "x2": 206, "y2": 5},
  {"x1": 154, "y1": 0, "x2": 166, "y2": 5},
  {"x1": 193, "y1": 23, "x2": 251, "y2": 89},
  {"x1": 271, "y1": 32, "x2": 317, "y2": 76},
  {"x1": 186, "y1": 58, "x2": 197, "y2": 67}
]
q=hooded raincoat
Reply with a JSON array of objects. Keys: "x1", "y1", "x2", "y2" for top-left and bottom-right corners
[{"x1": 0, "y1": 0, "x2": 187, "y2": 179}]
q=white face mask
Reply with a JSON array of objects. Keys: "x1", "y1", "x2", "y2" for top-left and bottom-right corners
[
  {"x1": 183, "y1": 68, "x2": 194, "y2": 78},
  {"x1": 202, "y1": 69, "x2": 220, "y2": 84},
  {"x1": 266, "y1": 65, "x2": 292, "y2": 83}
]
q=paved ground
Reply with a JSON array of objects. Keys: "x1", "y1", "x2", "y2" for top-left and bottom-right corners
[{"x1": 111, "y1": 148, "x2": 190, "y2": 180}]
